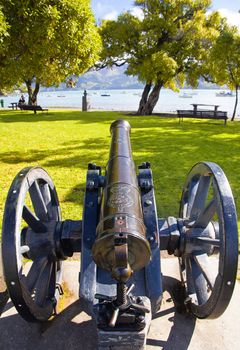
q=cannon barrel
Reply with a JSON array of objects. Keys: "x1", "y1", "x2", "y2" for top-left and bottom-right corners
[{"x1": 92, "y1": 120, "x2": 151, "y2": 282}]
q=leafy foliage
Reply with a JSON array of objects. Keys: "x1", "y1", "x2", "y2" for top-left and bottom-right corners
[
  {"x1": 0, "y1": 0, "x2": 101, "y2": 98},
  {"x1": 201, "y1": 24, "x2": 240, "y2": 120},
  {"x1": 0, "y1": 5, "x2": 8, "y2": 44}
]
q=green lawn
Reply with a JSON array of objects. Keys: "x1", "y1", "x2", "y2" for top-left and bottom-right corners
[{"x1": 0, "y1": 109, "x2": 239, "y2": 237}]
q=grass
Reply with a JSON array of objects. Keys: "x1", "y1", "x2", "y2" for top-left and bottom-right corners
[{"x1": 0, "y1": 109, "x2": 239, "y2": 237}]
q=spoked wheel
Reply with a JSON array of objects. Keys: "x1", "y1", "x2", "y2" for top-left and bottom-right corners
[
  {"x1": 1, "y1": 167, "x2": 63, "y2": 322},
  {"x1": 179, "y1": 162, "x2": 238, "y2": 319}
]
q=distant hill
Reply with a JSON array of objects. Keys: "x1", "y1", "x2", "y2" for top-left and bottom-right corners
[
  {"x1": 43, "y1": 66, "x2": 222, "y2": 91},
  {"x1": 76, "y1": 66, "x2": 144, "y2": 90}
]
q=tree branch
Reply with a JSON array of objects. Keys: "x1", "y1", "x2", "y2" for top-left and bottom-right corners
[{"x1": 94, "y1": 59, "x2": 127, "y2": 70}]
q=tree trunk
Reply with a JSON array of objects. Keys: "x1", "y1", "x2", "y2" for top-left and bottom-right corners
[
  {"x1": 231, "y1": 85, "x2": 239, "y2": 121},
  {"x1": 139, "y1": 81, "x2": 163, "y2": 115},
  {"x1": 137, "y1": 82, "x2": 152, "y2": 115},
  {"x1": 25, "y1": 79, "x2": 40, "y2": 105},
  {"x1": 25, "y1": 79, "x2": 33, "y2": 105}
]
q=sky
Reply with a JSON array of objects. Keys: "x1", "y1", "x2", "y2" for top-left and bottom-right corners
[{"x1": 91, "y1": 1, "x2": 240, "y2": 28}]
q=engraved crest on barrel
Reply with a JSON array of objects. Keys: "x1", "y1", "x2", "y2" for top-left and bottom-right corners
[
  {"x1": 107, "y1": 184, "x2": 134, "y2": 211},
  {"x1": 92, "y1": 120, "x2": 151, "y2": 281}
]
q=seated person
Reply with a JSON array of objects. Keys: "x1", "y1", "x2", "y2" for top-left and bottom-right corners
[{"x1": 18, "y1": 95, "x2": 26, "y2": 106}]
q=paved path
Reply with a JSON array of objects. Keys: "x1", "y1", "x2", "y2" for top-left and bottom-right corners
[{"x1": 0, "y1": 258, "x2": 240, "y2": 350}]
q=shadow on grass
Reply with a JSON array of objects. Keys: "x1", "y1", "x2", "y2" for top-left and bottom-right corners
[
  {"x1": 0, "y1": 138, "x2": 108, "y2": 168},
  {"x1": 0, "y1": 110, "x2": 121, "y2": 124}
]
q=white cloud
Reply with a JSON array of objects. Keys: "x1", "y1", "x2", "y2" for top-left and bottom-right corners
[
  {"x1": 218, "y1": 8, "x2": 240, "y2": 30},
  {"x1": 103, "y1": 6, "x2": 144, "y2": 21},
  {"x1": 103, "y1": 10, "x2": 118, "y2": 21},
  {"x1": 130, "y1": 7, "x2": 144, "y2": 20}
]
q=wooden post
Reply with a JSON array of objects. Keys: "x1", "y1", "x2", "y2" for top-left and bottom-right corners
[
  {"x1": 214, "y1": 105, "x2": 218, "y2": 118},
  {"x1": 82, "y1": 90, "x2": 88, "y2": 111},
  {"x1": 193, "y1": 104, "x2": 197, "y2": 117}
]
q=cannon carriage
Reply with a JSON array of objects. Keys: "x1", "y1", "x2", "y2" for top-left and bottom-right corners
[{"x1": 0, "y1": 119, "x2": 238, "y2": 349}]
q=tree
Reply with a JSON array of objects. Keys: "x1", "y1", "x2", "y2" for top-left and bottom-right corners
[
  {"x1": 0, "y1": 0, "x2": 101, "y2": 104},
  {"x1": 99, "y1": 0, "x2": 220, "y2": 115},
  {"x1": 202, "y1": 24, "x2": 240, "y2": 121}
]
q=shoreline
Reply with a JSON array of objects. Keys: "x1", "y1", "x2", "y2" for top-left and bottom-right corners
[{"x1": 1, "y1": 107, "x2": 239, "y2": 120}]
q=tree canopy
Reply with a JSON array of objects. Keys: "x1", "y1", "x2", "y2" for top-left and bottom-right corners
[
  {"x1": 99, "y1": 0, "x2": 221, "y2": 115},
  {"x1": 0, "y1": 0, "x2": 101, "y2": 103},
  {"x1": 202, "y1": 23, "x2": 240, "y2": 120}
]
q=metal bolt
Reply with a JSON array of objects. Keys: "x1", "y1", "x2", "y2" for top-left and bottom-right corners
[
  {"x1": 138, "y1": 315, "x2": 145, "y2": 323},
  {"x1": 145, "y1": 199, "x2": 152, "y2": 206},
  {"x1": 87, "y1": 180, "x2": 95, "y2": 189},
  {"x1": 148, "y1": 236, "x2": 155, "y2": 243},
  {"x1": 227, "y1": 281, "x2": 231, "y2": 286},
  {"x1": 11, "y1": 281, "x2": 15, "y2": 285}
]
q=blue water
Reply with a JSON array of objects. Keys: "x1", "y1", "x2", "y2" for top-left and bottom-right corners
[{"x1": 1, "y1": 88, "x2": 239, "y2": 116}]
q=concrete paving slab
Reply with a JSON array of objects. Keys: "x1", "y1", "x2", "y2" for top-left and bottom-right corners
[{"x1": 0, "y1": 257, "x2": 239, "y2": 350}]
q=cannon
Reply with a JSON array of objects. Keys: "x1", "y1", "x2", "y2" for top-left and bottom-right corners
[{"x1": 0, "y1": 119, "x2": 238, "y2": 349}]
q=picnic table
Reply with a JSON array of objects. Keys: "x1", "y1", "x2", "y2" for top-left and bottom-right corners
[
  {"x1": 192, "y1": 103, "x2": 219, "y2": 114},
  {"x1": 8, "y1": 102, "x2": 18, "y2": 110},
  {"x1": 177, "y1": 103, "x2": 228, "y2": 125}
]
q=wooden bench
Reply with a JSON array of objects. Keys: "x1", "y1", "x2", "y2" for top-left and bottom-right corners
[
  {"x1": 177, "y1": 104, "x2": 228, "y2": 125},
  {"x1": 19, "y1": 105, "x2": 48, "y2": 114}
]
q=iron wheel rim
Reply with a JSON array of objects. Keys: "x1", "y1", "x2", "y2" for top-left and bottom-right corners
[
  {"x1": 179, "y1": 162, "x2": 238, "y2": 318},
  {"x1": 2, "y1": 167, "x2": 62, "y2": 322}
]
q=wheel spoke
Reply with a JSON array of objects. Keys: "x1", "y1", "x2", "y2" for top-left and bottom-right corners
[
  {"x1": 194, "y1": 199, "x2": 216, "y2": 229},
  {"x1": 190, "y1": 257, "x2": 209, "y2": 305},
  {"x1": 35, "y1": 262, "x2": 53, "y2": 306},
  {"x1": 193, "y1": 254, "x2": 216, "y2": 291},
  {"x1": 186, "y1": 180, "x2": 198, "y2": 218},
  {"x1": 25, "y1": 257, "x2": 48, "y2": 292},
  {"x1": 22, "y1": 205, "x2": 47, "y2": 233},
  {"x1": 189, "y1": 175, "x2": 212, "y2": 221},
  {"x1": 185, "y1": 258, "x2": 196, "y2": 296},
  {"x1": 29, "y1": 181, "x2": 48, "y2": 221},
  {"x1": 195, "y1": 237, "x2": 220, "y2": 247},
  {"x1": 39, "y1": 183, "x2": 54, "y2": 220}
]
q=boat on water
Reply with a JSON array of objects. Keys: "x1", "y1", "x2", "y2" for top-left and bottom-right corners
[
  {"x1": 179, "y1": 92, "x2": 193, "y2": 98},
  {"x1": 216, "y1": 91, "x2": 235, "y2": 97},
  {"x1": 101, "y1": 94, "x2": 111, "y2": 97}
]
